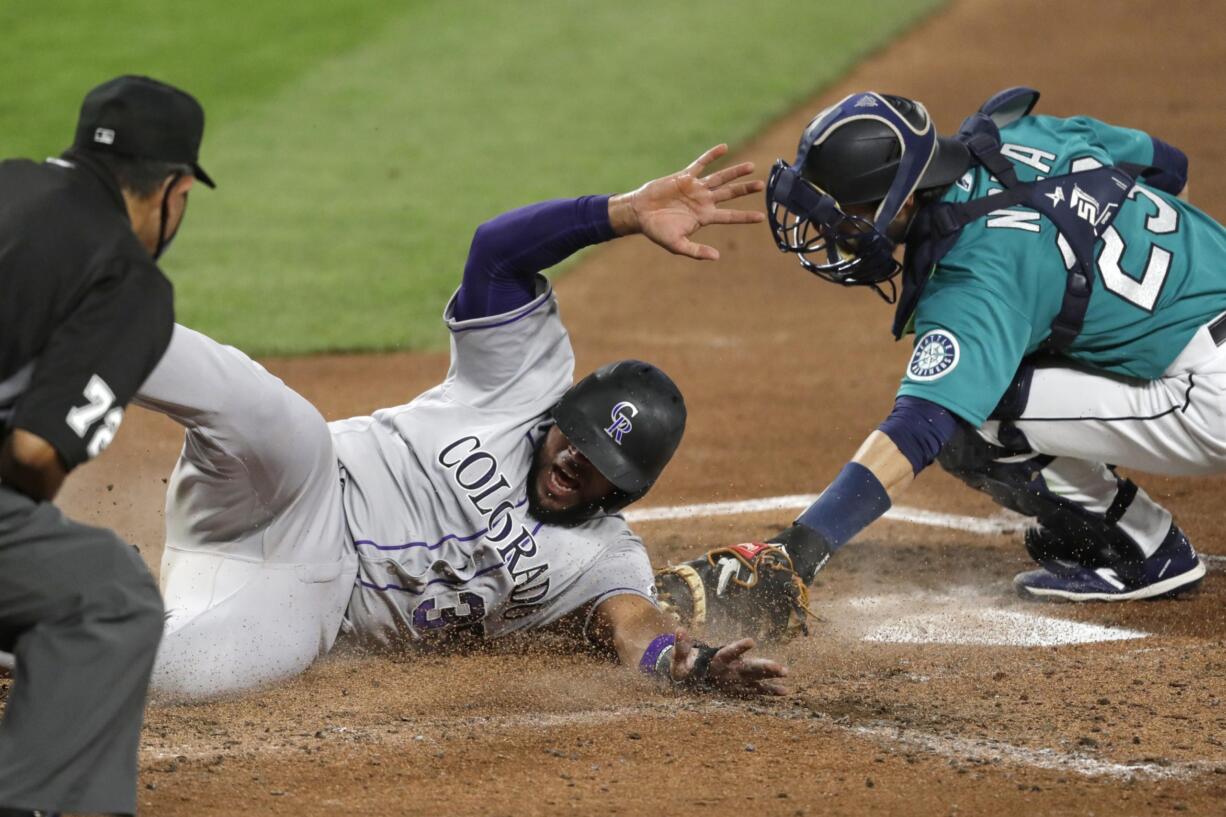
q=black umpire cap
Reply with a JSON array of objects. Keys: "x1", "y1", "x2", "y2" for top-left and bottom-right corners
[{"x1": 72, "y1": 75, "x2": 215, "y2": 188}]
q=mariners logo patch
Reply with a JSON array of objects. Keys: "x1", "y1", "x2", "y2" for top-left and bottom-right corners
[{"x1": 907, "y1": 330, "x2": 960, "y2": 381}]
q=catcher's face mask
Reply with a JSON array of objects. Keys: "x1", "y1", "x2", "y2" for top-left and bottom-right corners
[{"x1": 766, "y1": 92, "x2": 940, "y2": 303}]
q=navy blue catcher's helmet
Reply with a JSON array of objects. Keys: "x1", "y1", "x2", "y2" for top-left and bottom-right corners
[{"x1": 765, "y1": 92, "x2": 969, "y2": 301}]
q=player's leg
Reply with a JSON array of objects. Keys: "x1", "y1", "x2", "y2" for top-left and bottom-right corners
[
  {"x1": 1001, "y1": 333, "x2": 1226, "y2": 476},
  {"x1": 937, "y1": 432, "x2": 1197, "y2": 600},
  {"x1": 134, "y1": 324, "x2": 348, "y2": 559},
  {"x1": 937, "y1": 338, "x2": 1224, "y2": 600},
  {"x1": 134, "y1": 324, "x2": 357, "y2": 698},
  {"x1": 0, "y1": 489, "x2": 163, "y2": 815}
]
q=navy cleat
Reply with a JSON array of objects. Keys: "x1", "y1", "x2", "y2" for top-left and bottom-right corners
[{"x1": 1014, "y1": 524, "x2": 1206, "y2": 602}]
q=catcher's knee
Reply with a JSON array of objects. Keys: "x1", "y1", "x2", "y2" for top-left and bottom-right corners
[
  {"x1": 936, "y1": 426, "x2": 1146, "y2": 568},
  {"x1": 935, "y1": 422, "x2": 1051, "y2": 517}
]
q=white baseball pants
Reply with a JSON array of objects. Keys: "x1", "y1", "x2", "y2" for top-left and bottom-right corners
[
  {"x1": 979, "y1": 313, "x2": 1226, "y2": 556},
  {"x1": 135, "y1": 325, "x2": 357, "y2": 700}
]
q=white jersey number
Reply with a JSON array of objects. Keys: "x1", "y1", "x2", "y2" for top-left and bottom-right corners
[
  {"x1": 1096, "y1": 185, "x2": 1178, "y2": 312},
  {"x1": 412, "y1": 592, "x2": 486, "y2": 633},
  {"x1": 1060, "y1": 157, "x2": 1180, "y2": 312},
  {"x1": 65, "y1": 374, "x2": 125, "y2": 458}
]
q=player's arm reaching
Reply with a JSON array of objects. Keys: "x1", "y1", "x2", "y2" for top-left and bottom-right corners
[
  {"x1": 651, "y1": 404, "x2": 950, "y2": 638},
  {"x1": 585, "y1": 148, "x2": 784, "y2": 694},
  {"x1": 588, "y1": 593, "x2": 788, "y2": 695},
  {"x1": 452, "y1": 143, "x2": 761, "y2": 323}
]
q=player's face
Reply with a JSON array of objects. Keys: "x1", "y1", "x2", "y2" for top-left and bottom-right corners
[
  {"x1": 528, "y1": 425, "x2": 617, "y2": 521},
  {"x1": 841, "y1": 194, "x2": 916, "y2": 244}
]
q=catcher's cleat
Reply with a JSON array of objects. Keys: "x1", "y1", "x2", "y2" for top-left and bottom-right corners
[{"x1": 1014, "y1": 524, "x2": 1206, "y2": 602}]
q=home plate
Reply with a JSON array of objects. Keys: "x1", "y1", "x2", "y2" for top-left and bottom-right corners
[
  {"x1": 848, "y1": 595, "x2": 1149, "y2": 647},
  {"x1": 862, "y1": 609, "x2": 1147, "y2": 646}
]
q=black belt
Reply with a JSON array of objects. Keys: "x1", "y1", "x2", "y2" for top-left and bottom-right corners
[{"x1": 1211, "y1": 313, "x2": 1226, "y2": 347}]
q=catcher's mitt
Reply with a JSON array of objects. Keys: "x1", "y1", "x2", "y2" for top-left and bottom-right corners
[{"x1": 654, "y1": 543, "x2": 812, "y2": 643}]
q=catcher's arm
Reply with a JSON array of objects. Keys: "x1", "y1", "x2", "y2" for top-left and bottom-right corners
[
  {"x1": 653, "y1": 404, "x2": 955, "y2": 644},
  {"x1": 589, "y1": 594, "x2": 788, "y2": 695},
  {"x1": 763, "y1": 400, "x2": 957, "y2": 588}
]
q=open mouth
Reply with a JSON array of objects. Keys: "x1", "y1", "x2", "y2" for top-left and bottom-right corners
[{"x1": 545, "y1": 461, "x2": 581, "y2": 500}]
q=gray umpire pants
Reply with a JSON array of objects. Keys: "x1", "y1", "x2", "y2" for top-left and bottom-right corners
[{"x1": 0, "y1": 485, "x2": 163, "y2": 815}]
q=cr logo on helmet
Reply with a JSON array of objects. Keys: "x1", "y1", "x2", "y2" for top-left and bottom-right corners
[{"x1": 605, "y1": 401, "x2": 639, "y2": 445}]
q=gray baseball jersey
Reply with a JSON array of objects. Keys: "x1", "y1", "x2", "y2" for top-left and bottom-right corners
[{"x1": 332, "y1": 275, "x2": 655, "y2": 648}]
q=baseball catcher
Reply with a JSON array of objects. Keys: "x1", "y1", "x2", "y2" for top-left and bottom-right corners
[{"x1": 752, "y1": 87, "x2": 1219, "y2": 606}]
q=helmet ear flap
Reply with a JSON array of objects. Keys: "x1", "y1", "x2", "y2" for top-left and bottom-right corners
[{"x1": 599, "y1": 487, "x2": 643, "y2": 514}]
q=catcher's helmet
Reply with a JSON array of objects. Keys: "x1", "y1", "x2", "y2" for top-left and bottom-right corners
[
  {"x1": 766, "y1": 92, "x2": 970, "y2": 300},
  {"x1": 551, "y1": 360, "x2": 686, "y2": 511}
]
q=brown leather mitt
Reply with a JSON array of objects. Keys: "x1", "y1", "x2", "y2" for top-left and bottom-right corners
[{"x1": 654, "y1": 543, "x2": 812, "y2": 643}]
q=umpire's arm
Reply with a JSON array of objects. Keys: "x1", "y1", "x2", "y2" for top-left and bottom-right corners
[
  {"x1": 0, "y1": 429, "x2": 66, "y2": 500},
  {"x1": 3, "y1": 260, "x2": 173, "y2": 500}
]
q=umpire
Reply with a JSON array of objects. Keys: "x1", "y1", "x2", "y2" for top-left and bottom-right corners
[{"x1": 0, "y1": 76, "x2": 214, "y2": 816}]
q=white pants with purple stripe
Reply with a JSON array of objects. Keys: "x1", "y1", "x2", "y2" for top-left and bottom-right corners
[{"x1": 135, "y1": 325, "x2": 358, "y2": 700}]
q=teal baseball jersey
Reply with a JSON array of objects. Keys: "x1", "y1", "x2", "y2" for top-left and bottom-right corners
[{"x1": 897, "y1": 114, "x2": 1226, "y2": 426}]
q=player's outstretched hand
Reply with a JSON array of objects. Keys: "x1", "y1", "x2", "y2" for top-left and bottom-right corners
[
  {"x1": 609, "y1": 144, "x2": 765, "y2": 261},
  {"x1": 670, "y1": 628, "x2": 789, "y2": 695}
]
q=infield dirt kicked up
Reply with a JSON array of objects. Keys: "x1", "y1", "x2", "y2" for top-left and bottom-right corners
[{"x1": 26, "y1": 0, "x2": 1226, "y2": 814}]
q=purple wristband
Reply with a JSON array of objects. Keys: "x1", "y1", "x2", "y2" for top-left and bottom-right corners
[{"x1": 639, "y1": 633, "x2": 676, "y2": 676}]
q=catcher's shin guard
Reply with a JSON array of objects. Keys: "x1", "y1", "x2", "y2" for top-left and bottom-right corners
[{"x1": 936, "y1": 424, "x2": 1149, "y2": 572}]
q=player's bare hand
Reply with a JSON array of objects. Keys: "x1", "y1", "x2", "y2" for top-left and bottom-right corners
[
  {"x1": 609, "y1": 144, "x2": 765, "y2": 261},
  {"x1": 670, "y1": 628, "x2": 789, "y2": 695}
]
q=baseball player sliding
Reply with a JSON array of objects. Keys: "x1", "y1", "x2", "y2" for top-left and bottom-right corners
[
  {"x1": 743, "y1": 88, "x2": 1220, "y2": 605},
  {"x1": 138, "y1": 145, "x2": 787, "y2": 700}
]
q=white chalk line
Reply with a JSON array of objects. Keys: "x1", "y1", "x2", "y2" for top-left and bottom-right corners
[
  {"x1": 843, "y1": 720, "x2": 1217, "y2": 780},
  {"x1": 626, "y1": 494, "x2": 1030, "y2": 535},
  {"x1": 142, "y1": 701, "x2": 1218, "y2": 780},
  {"x1": 18, "y1": 494, "x2": 1222, "y2": 777}
]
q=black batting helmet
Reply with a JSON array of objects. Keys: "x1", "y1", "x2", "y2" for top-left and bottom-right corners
[{"x1": 551, "y1": 360, "x2": 686, "y2": 512}]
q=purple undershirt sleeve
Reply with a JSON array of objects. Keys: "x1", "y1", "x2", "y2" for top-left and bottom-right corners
[
  {"x1": 877, "y1": 395, "x2": 960, "y2": 476},
  {"x1": 452, "y1": 195, "x2": 615, "y2": 321}
]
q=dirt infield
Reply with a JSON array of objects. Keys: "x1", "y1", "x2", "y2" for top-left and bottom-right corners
[{"x1": 22, "y1": 0, "x2": 1226, "y2": 814}]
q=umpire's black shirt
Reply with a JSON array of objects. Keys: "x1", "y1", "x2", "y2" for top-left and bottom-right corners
[{"x1": 0, "y1": 153, "x2": 174, "y2": 470}]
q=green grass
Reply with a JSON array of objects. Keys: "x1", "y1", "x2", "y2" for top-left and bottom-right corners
[{"x1": 3, "y1": 0, "x2": 944, "y2": 354}]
